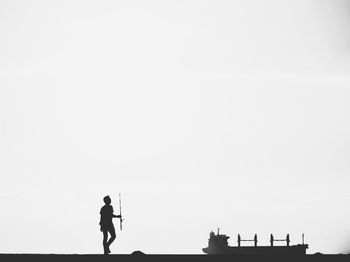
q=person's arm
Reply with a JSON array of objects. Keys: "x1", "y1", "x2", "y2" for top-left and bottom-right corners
[
  {"x1": 111, "y1": 206, "x2": 121, "y2": 218},
  {"x1": 99, "y1": 211, "x2": 103, "y2": 231}
]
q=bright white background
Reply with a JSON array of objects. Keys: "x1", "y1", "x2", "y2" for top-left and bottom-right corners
[{"x1": 1, "y1": 0, "x2": 350, "y2": 255}]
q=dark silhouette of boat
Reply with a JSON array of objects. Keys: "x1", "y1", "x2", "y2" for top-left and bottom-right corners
[{"x1": 202, "y1": 229, "x2": 308, "y2": 256}]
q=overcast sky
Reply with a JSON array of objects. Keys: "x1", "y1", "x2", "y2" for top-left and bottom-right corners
[{"x1": 1, "y1": 0, "x2": 350, "y2": 255}]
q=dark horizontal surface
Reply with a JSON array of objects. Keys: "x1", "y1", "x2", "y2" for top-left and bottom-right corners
[{"x1": 0, "y1": 254, "x2": 349, "y2": 262}]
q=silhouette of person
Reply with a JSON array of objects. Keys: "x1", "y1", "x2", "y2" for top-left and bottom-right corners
[{"x1": 99, "y1": 195, "x2": 121, "y2": 254}]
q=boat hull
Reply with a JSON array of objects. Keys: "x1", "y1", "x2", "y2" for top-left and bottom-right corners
[{"x1": 203, "y1": 244, "x2": 308, "y2": 256}]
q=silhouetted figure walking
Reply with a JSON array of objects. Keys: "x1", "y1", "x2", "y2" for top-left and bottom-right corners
[{"x1": 99, "y1": 195, "x2": 121, "y2": 254}]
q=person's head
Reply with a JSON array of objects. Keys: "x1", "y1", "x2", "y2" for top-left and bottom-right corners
[{"x1": 103, "y1": 195, "x2": 111, "y2": 205}]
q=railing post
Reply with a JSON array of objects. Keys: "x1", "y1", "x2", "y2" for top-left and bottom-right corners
[
  {"x1": 254, "y1": 234, "x2": 257, "y2": 247},
  {"x1": 286, "y1": 234, "x2": 290, "y2": 246},
  {"x1": 270, "y1": 234, "x2": 274, "y2": 246},
  {"x1": 238, "y1": 234, "x2": 241, "y2": 247}
]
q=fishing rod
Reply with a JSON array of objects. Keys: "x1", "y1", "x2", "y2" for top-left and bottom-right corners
[{"x1": 119, "y1": 193, "x2": 123, "y2": 231}]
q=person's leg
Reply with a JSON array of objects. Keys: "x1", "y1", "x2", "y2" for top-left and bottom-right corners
[
  {"x1": 107, "y1": 224, "x2": 116, "y2": 251},
  {"x1": 102, "y1": 230, "x2": 109, "y2": 254}
]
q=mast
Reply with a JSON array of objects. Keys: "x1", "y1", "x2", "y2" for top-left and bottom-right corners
[{"x1": 302, "y1": 233, "x2": 304, "y2": 245}]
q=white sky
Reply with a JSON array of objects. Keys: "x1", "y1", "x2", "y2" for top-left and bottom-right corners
[{"x1": 1, "y1": 0, "x2": 350, "y2": 255}]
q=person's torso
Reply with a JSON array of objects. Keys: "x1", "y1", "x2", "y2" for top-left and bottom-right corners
[{"x1": 100, "y1": 205, "x2": 114, "y2": 224}]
